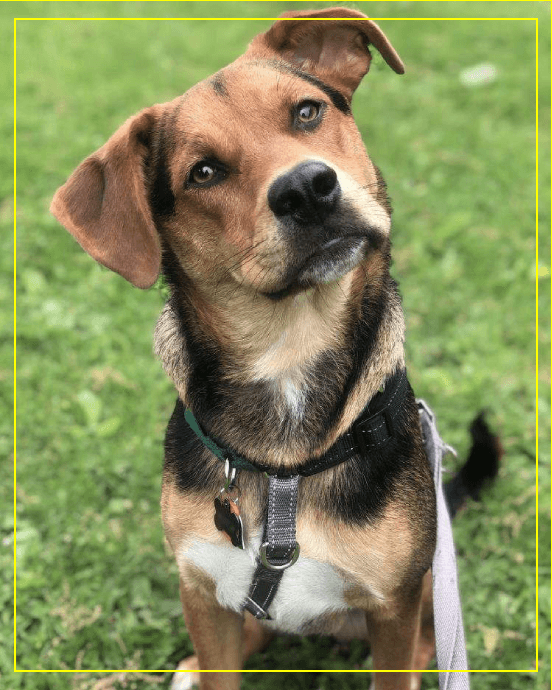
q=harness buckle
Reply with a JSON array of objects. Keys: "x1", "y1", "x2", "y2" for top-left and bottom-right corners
[{"x1": 259, "y1": 542, "x2": 300, "y2": 571}]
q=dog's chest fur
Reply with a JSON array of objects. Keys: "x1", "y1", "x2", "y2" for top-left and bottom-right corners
[
  {"x1": 167, "y1": 490, "x2": 411, "y2": 635},
  {"x1": 180, "y1": 530, "x2": 351, "y2": 634},
  {"x1": 163, "y1": 464, "x2": 424, "y2": 634}
]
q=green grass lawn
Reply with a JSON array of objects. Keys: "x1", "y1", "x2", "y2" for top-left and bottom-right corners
[{"x1": 4, "y1": 1, "x2": 550, "y2": 689}]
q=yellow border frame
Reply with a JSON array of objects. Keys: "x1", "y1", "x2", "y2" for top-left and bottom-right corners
[
  {"x1": 0, "y1": 0, "x2": 547, "y2": 3},
  {"x1": 12, "y1": 12, "x2": 541, "y2": 679}
]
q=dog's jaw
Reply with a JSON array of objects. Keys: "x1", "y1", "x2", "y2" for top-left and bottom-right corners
[
  {"x1": 300, "y1": 235, "x2": 368, "y2": 284},
  {"x1": 264, "y1": 235, "x2": 369, "y2": 300}
]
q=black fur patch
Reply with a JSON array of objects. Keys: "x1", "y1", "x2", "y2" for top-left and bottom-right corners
[
  {"x1": 210, "y1": 72, "x2": 228, "y2": 97},
  {"x1": 164, "y1": 397, "x2": 221, "y2": 493},
  {"x1": 160, "y1": 243, "x2": 226, "y2": 422},
  {"x1": 148, "y1": 114, "x2": 176, "y2": 217},
  {"x1": 324, "y1": 384, "x2": 425, "y2": 523},
  {"x1": 330, "y1": 271, "x2": 395, "y2": 427},
  {"x1": 444, "y1": 412, "x2": 501, "y2": 518}
]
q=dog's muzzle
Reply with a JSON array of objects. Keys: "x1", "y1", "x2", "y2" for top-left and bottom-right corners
[{"x1": 264, "y1": 161, "x2": 375, "y2": 299}]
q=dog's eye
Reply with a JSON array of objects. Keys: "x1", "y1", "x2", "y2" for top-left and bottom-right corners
[
  {"x1": 297, "y1": 102, "x2": 320, "y2": 123},
  {"x1": 293, "y1": 101, "x2": 325, "y2": 131},
  {"x1": 187, "y1": 159, "x2": 229, "y2": 188},
  {"x1": 190, "y1": 162, "x2": 217, "y2": 185}
]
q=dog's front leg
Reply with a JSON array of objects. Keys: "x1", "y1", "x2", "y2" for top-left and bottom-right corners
[
  {"x1": 366, "y1": 580, "x2": 425, "y2": 690},
  {"x1": 177, "y1": 578, "x2": 244, "y2": 690}
]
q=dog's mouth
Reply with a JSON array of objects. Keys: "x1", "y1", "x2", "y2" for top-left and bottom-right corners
[{"x1": 264, "y1": 235, "x2": 369, "y2": 301}]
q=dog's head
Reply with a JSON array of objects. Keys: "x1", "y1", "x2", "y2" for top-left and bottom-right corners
[{"x1": 51, "y1": 8, "x2": 404, "y2": 299}]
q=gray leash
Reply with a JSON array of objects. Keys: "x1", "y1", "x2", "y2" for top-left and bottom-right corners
[{"x1": 418, "y1": 399, "x2": 470, "y2": 690}]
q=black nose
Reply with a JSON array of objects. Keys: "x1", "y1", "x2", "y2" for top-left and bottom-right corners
[{"x1": 268, "y1": 161, "x2": 340, "y2": 222}]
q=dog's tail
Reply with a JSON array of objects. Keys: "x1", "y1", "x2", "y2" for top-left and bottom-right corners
[{"x1": 444, "y1": 412, "x2": 502, "y2": 519}]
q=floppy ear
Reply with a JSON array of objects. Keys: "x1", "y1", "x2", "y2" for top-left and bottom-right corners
[
  {"x1": 247, "y1": 7, "x2": 404, "y2": 101},
  {"x1": 50, "y1": 106, "x2": 162, "y2": 289}
]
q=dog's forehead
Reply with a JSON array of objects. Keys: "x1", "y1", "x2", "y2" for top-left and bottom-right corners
[
  {"x1": 206, "y1": 60, "x2": 311, "y2": 95},
  {"x1": 172, "y1": 60, "x2": 346, "y2": 132}
]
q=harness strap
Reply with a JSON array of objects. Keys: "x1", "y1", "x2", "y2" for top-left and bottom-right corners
[
  {"x1": 244, "y1": 475, "x2": 300, "y2": 619},
  {"x1": 418, "y1": 400, "x2": 470, "y2": 690}
]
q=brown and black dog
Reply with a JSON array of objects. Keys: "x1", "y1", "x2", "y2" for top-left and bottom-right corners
[{"x1": 51, "y1": 8, "x2": 499, "y2": 689}]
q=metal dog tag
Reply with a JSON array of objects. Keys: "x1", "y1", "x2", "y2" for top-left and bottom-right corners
[{"x1": 214, "y1": 495, "x2": 244, "y2": 549}]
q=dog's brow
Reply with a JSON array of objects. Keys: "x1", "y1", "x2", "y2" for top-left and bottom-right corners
[
  {"x1": 250, "y1": 60, "x2": 351, "y2": 115},
  {"x1": 210, "y1": 72, "x2": 228, "y2": 98}
]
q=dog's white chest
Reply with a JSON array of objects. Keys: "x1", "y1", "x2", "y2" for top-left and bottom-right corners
[{"x1": 180, "y1": 530, "x2": 349, "y2": 633}]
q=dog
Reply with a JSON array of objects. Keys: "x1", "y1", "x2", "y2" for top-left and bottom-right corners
[{"x1": 51, "y1": 8, "x2": 500, "y2": 689}]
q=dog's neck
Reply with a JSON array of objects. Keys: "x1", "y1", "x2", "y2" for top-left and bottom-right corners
[{"x1": 155, "y1": 264, "x2": 405, "y2": 466}]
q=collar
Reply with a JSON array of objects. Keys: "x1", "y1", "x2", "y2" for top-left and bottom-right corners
[{"x1": 183, "y1": 367, "x2": 409, "y2": 477}]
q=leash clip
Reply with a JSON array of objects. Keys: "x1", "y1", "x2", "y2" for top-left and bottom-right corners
[
  {"x1": 223, "y1": 458, "x2": 237, "y2": 491},
  {"x1": 213, "y1": 458, "x2": 244, "y2": 549}
]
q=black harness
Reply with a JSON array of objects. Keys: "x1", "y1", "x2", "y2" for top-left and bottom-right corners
[{"x1": 183, "y1": 367, "x2": 409, "y2": 619}]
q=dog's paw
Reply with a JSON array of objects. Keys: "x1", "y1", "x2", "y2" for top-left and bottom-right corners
[{"x1": 170, "y1": 657, "x2": 201, "y2": 690}]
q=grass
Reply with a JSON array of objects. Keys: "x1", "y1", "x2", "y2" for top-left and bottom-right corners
[{"x1": 4, "y1": 1, "x2": 550, "y2": 689}]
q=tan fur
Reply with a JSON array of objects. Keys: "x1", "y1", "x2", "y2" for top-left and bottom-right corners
[
  {"x1": 161, "y1": 477, "x2": 216, "y2": 556},
  {"x1": 297, "y1": 502, "x2": 413, "y2": 604}
]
